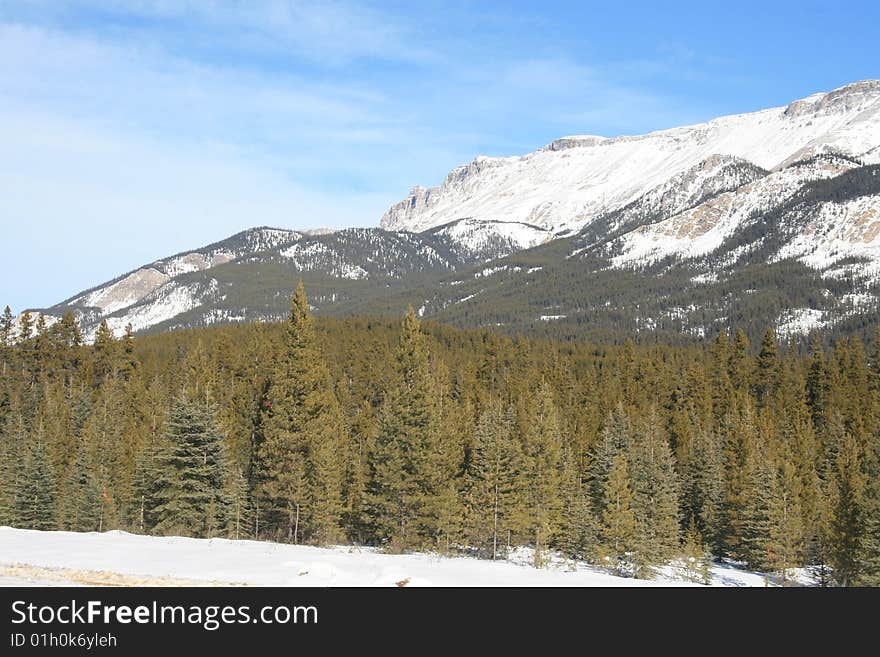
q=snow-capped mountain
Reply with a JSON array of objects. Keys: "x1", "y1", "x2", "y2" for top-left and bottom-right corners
[
  {"x1": 425, "y1": 218, "x2": 552, "y2": 260},
  {"x1": 605, "y1": 153, "x2": 863, "y2": 267},
  {"x1": 17, "y1": 80, "x2": 880, "y2": 343},
  {"x1": 67, "y1": 227, "x2": 300, "y2": 318},
  {"x1": 33, "y1": 221, "x2": 551, "y2": 340},
  {"x1": 380, "y1": 81, "x2": 880, "y2": 235}
]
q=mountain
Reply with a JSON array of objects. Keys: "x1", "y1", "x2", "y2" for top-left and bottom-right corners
[
  {"x1": 18, "y1": 80, "x2": 880, "y2": 343},
  {"x1": 35, "y1": 220, "x2": 550, "y2": 340},
  {"x1": 380, "y1": 80, "x2": 880, "y2": 235}
]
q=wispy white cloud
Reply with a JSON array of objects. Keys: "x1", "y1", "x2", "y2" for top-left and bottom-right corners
[
  {"x1": 4, "y1": 0, "x2": 435, "y2": 65},
  {"x1": 0, "y1": 0, "x2": 709, "y2": 312}
]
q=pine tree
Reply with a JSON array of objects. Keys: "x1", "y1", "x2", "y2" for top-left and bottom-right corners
[
  {"x1": 60, "y1": 440, "x2": 102, "y2": 532},
  {"x1": 830, "y1": 435, "x2": 868, "y2": 586},
  {"x1": 131, "y1": 441, "x2": 165, "y2": 533},
  {"x1": 225, "y1": 463, "x2": 253, "y2": 540},
  {"x1": 365, "y1": 307, "x2": 440, "y2": 551},
  {"x1": 766, "y1": 459, "x2": 805, "y2": 582},
  {"x1": 14, "y1": 438, "x2": 56, "y2": 530},
  {"x1": 152, "y1": 396, "x2": 226, "y2": 538},
  {"x1": 680, "y1": 424, "x2": 724, "y2": 551},
  {"x1": 255, "y1": 283, "x2": 345, "y2": 544},
  {"x1": 463, "y1": 403, "x2": 517, "y2": 559},
  {"x1": 629, "y1": 410, "x2": 681, "y2": 568},
  {"x1": 92, "y1": 319, "x2": 118, "y2": 383},
  {"x1": 754, "y1": 328, "x2": 780, "y2": 407},
  {"x1": 519, "y1": 379, "x2": 563, "y2": 567},
  {"x1": 599, "y1": 452, "x2": 638, "y2": 577},
  {"x1": 559, "y1": 444, "x2": 595, "y2": 561},
  {"x1": 679, "y1": 521, "x2": 713, "y2": 585}
]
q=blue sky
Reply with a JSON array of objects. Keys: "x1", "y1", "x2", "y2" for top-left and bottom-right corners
[{"x1": 2, "y1": 0, "x2": 879, "y2": 313}]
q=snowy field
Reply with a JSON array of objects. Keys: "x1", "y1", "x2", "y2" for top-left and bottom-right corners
[{"x1": 0, "y1": 527, "x2": 798, "y2": 587}]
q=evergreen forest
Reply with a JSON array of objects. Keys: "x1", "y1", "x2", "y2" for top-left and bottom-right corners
[{"x1": 1, "y1": 284, "x2": 879, "y2": 585}]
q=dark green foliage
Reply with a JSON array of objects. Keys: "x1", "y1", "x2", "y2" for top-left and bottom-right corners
[
  {"x1": 254, "y1": 282, "x2": 345, "y2": 544},
  {"x1": 152, "y1": 396, "x2": 226, "y2": 538},
  {"x1": 599, "y1": 453, "x2": 639, "y2": 576},
  {"x1": 365, "y1": 307, "x2": 442, "y2": 551},
  {"x1": 14, "y1": 438, "x2": 56, "y2": 530},
  {"x1": 1, "y1": 287, "x2": 879, "y2": 584},
  {"x1": 463, "y1": 403, "x2": 518, "y2": 559}
]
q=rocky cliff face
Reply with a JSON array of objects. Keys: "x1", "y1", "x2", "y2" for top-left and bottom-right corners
[
  {"x1": 17, "y1": 82, "x2": 880, "y2": 343},
  {"x1": 380, "y1": 81, "x2": 880, "y2": 235}
]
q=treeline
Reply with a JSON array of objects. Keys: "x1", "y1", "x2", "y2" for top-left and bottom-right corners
[{"x1": 0, "y1": 291, "x2": 879, "y2": 585}]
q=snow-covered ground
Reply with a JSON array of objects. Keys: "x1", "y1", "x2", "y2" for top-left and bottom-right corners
[{"x1": 0, "y1": 527, "x2": 803, "y2": 587}]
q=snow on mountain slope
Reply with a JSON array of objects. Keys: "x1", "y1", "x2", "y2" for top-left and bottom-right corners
[
  {"x1": 71, "y1": 227, "x2": 300, "y2": 317},
  {"x1": 774, "y1": 185, "x2": 880, "y2": 272},
  {"x1": 281, "y1": 241, "x2": 370, "y2": 280},
  {"x1": 40, "y1": 227, "x2": 301, "y2": 339},
  {"x1": 570, "y1": 155, "x2": 767, "y2": 257},
  {"x1": 428, "y1": 218, "x2": 552, "y2": 260},
  {"x1": 0, "y1": 527, "x2": 786, "y2": 587},
  {"x1": 380, "y1": 81, "x2": 880, "y2": 234},
  {"x1": 278, "y1": 228, "x2": 455, "y2": 278},
  {"x1": 101, "y1": 278, "x2": 219, "y2": 338},
  {"x1": 608, "y1": 154, "x2": 862, "y2": 267},
  {"x1": 73, "y1": 268, "x2": 171, "y2": 316}
]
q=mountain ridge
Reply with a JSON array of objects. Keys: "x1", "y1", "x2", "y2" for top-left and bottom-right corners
[
  {"x1": 12, "y1": 80, "x2": 880, "y2": 344},
  {"x1": 379, "y1": 80, "x2": 880, "y2": 234}
]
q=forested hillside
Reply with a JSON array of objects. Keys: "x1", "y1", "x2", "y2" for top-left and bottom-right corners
[{"x1": 1, "y1": 291, "x2": 879, "y2": 585}]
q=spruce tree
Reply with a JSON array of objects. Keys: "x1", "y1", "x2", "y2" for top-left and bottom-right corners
[
  {"x1": 0, "y1": 306, "x2": 12, "y2": 344},
  {"x1": 152, "y1": 396, "x2": 226, "y2": 538},
  {"x1": 519, "y1": 379, "x2": 563, "y2": 567},
  {"x1": 0, "y1": 414, "x2": 25, "y2": 525},
  {"x1": 60, "y1": 440, "x2": 102, "y2": 532},
  {"x1": 679, "y1": 521, "x2": 713, "y2": 585},
  {"x1": 741, "y1": 455, "x2": 776, "y2": 570},
  {"x1": 365, "y1": 307, "x2": 440, "y2": 551},
  {"x1": 344, "y1": 400, "x2": 376, "y2": 544},
  {"x1": 14, "y1": 438, "x2": 56, "y2": 530},
  {"x1": 17, "y1": 311, "x2": 33, "y2": 343},
  {"x1": 225, "y1": 463, "x2": 253, "y2": 540},
  {"x1": 255, "y1": 282, "x2": 345, "y2": 544},
  {"x1": 629, "y1": 410, "x2": 681, "y2": 568},
  {"x1": 0, "y1": 306, "x2": 13, "y2": 376},
  {"x1": 766, "y1": 459, "x2": 805, "y2": 582},
  {"x1": 720, "y1": 401, "x2": 758, "y2": 560},
  {"x1": 806, "y1": 334, "x2": 829, "y2": 432},
  {"x1": 754, "y1": 328, "x2": 780, "y2": 407},
  {"x1": 830, "y1": 435, "x2": 867, "y2": 586},
  {"x1": 680, "y1": 424, "x2": 724, "y2": 551},
  {"x1": 464, "y1": 403, "x2": 517, "y2": 559},
  {"x1": 131, "y1": 441, "x2": 165, "y2": 533},
  {"x1": 599, "y1": 452, "x2": 638, "y2": 577},
  {"x1": 92, "y1": 319, "x2": 118, "y2": 383},
  {"x1": 729, "y1": 329, "x2": 752, "y2": 396},
  {"x1": 590, "y1": 403, "x2": 632, "y2": 510},
  {"x1": 559, "y1": 444, "x2": 595, "y2": 561}
]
